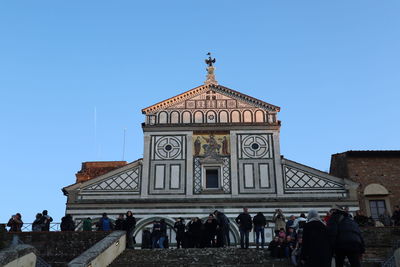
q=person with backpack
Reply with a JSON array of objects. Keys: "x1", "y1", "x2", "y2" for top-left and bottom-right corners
[
  {"x1": 235, "y1": 207, "x2": 252, "y2": 249},
  {"x1": 327, "y1": 206, "x2": 365, "y2": 267},
  {"x1": 97, "y1": 213, "x2": 113, "y2": 231}
]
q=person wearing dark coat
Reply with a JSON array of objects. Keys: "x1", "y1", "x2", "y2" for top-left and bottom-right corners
[
  {"x1": 327, "y1": 208, "x2": 365, "y2": 267},
  {"x1": 187, "y1": 217, "x2": 202, "y2": 248},
  {"x1": 174, "y1": 218, "x2": 186, "y2": 248},
  {"x1": 203, "y1": 214, "x2": 218, "y2": 247},
  {"x1": 124, "y1": 211, "x2": 136, "y2": 248},
  {"x1": 214, "y1": 210, "x2": 230, "y2": 247},
  {"x1": 60, "y1": 214, "x2": 75, "y2": 231},
  {"x1": 115, "y1": 214, "x2": 125, "y2": 230},
  {"x1": 392, "y1": 206, "x2": 400, "y2": 226},
  {"x1": 268, "y1": 236, "x2": 280, "y2": 257},
  {"x1": 32, "y1": 213, "x2": 44, "y2": 232},
  {"x1": 7, "y1": 213, "x2": 23, "y2": 232},
  {"x1": 151, "y1": 220, "x2": 161, "y2": 248},
  {"x1": 235, "y1": 207, "x2": 252, "y2": 249},
  {"x1": 158, "y1": 219, "x2": 168, "y2": 248},
  {"x1": 253, "y1": 212, "x2": 267, "y2": 249},
  {"x1": 300, "y1": 210, "x2": 331, "y2": 267},
  {"x1": 41, "y1": 210, "x2": 53, "y2": 231}
]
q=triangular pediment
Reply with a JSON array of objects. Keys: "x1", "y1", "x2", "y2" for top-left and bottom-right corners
[
  {"x1": 142, "y1": 84, "x2": 280, "y2": 114},
  {"x1": 63, "y1": 160, "x2": 142, "y2": 193},
  {"x1": 282, "y1": 158, "x2": 357, "y2": 194}
]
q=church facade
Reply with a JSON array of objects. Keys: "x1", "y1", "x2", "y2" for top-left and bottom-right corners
[{"x1": 63, "y1": 58, "x2": 358, "y2": 244}]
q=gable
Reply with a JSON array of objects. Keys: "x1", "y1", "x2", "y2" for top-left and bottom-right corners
[
  {"x1": 282, "y1": 158, "x2": 354, "y2": 195},
  {"x1": 143, "y1": 84, "x2": 280, "y2": 125},
  {"x1": 63, "y1": 160, "x2": 142, "y2": 195}
]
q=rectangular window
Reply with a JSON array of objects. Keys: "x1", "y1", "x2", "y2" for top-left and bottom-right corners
[
  {"x1": 206, "y1": 169, "x2": 219, "y2": 189},
  {"x1": 369, "y1": 200, "x2": 386, "y2": 219}
]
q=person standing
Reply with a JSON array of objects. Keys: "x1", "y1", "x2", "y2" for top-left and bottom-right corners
[
  {"x1": 253, "y1": 212, "x2": 267, "y2": 249},
  {"x1": 392, "y1": 206, "x2": 400, "y2": 226},
  {"x1": 82, "y1": 217, "x2": 92, "y2": 231},
  {"x1": 151, "y1": 220, "x2": 161, "y2": 248},
  {"x1": 32, "y1": 213, "x2": 44, "y2": 232},
  {"x1": 174, "y1": 218, "x2": 186, "y2": 248},
  {"x1": 235, "y1": 208, "x2": 252, "y2": 249},
  {"x1": 97, "y1": 213, "x2": 113, "y2": 231},
  {"x1": 41, "y1": 210, "x2": 53, "y2": 231},
  {"x1": 214, "y1": 210, "x2": 230, "y2": 247},
  {"x1": 272, "y1": 209, "x2": 286, "y2": 236},
  {"x1": 60, "y1": 214, "x2": 75, "y2": 231},
  {"x1": 327, "y1": 207, "x2": 365, "y2": 267},
  {"x1": 300, "y1": 209, "x2": 331, "y2": 267},
  {"x1": 124, "y1": 211, "x2": 137, "y2": 249},
  {"x1": 158, "y1": 219, "x2": 167, "y2": 248},
  {"x1": 187, "y1": 217, "x2": 202, "y2": 248},
  {"x1": 7, "y1": 213, "x2": 23, "y2": 232},
  {"x1": 115, "y1": 214, "x2": 125, "y2": 230},
  {"x1": 203, "y1": 214, "x2": 218, "y2": 247}
]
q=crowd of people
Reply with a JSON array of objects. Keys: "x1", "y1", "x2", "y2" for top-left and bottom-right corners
[
  {"x1": 5, "y1": 205, "x2": 400, "y2": 266},
  {"x1": 268, "y1": 207, "x2": 366, "y2": 267},
  {"x1": 142, "y1": 210, "x2": 232, "y2": 249}
]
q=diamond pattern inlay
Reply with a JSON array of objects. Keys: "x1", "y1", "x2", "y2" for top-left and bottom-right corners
[
  {"x1": 284, "y1": 166, "x2": 342, "y2": 189},
  {"x1": 193, "y1": 157, "x2": 231, "y2": 194},
  {"x1": 84, "y1": 166, "x2": 141, "y2": 191}
]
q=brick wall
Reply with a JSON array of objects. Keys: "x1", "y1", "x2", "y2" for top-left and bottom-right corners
[{"x1": 330, "y1": 151, "x2": 400, "y2": 215}]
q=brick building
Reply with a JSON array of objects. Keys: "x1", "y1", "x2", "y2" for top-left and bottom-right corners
[{"x1": 330, "y1": 150, "x2": 400, "y2": 219}]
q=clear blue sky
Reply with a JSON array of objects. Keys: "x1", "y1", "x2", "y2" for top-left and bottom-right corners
[{"x1": 1, "y1": 1, "x2": 399, "y2": 223}]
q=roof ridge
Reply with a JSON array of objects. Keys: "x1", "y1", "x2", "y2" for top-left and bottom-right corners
[{"x1": 142, "y1": 84, "x2": 280, "y2": 114}]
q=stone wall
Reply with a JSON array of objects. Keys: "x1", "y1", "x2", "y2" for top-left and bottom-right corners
[
  {"x1": 362, "y1": 227, "x2": 400, "y2": 261},
  {"x1": 4, "y1": 231, "x2": 109, "y2": 267}
]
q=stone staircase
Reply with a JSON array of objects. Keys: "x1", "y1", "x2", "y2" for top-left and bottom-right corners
[{"x1": 109, "y1": 248, "x2": 293, "y2": 267}]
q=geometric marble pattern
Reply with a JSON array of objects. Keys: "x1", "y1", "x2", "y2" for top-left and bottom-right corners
[
  {"x1": 193, "y1": 157, "x2": 231, "y2": 194},
  {"x1": 222, "y1": 157, "x2": 231, "y2": 193},
  {"x1": 284, "y1": 166, "x2": 342, "y2": 189},
  {"x1": 83, "y1": 166, "x2": 140, "y2": 191}
]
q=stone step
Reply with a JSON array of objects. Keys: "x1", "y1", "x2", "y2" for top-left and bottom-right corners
[{"x1": 110, "y1": 248, "x2": 293, "y2": 267}]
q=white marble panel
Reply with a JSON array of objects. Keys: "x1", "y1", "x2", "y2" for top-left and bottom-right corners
[
  {"x1": 170, "y1": 165, "x2": 180, "y2": 189},
  {"x1": 155, "y1": 165, "x2": 165, "y2": 189},
  {"x1": 259, "y1": 163, "x2": 269, "y2": 188},
  {"x1": 244, "y1": 164, "x2": 254, "y2": 188}
]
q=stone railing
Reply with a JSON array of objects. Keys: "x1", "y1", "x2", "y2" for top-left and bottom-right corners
[
  {"x1": 68, "y1": 231, "x2": 126, "y2": 267},
  {"x1": 0, "y1": 244, "x2": 37, "y2": 267}
]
